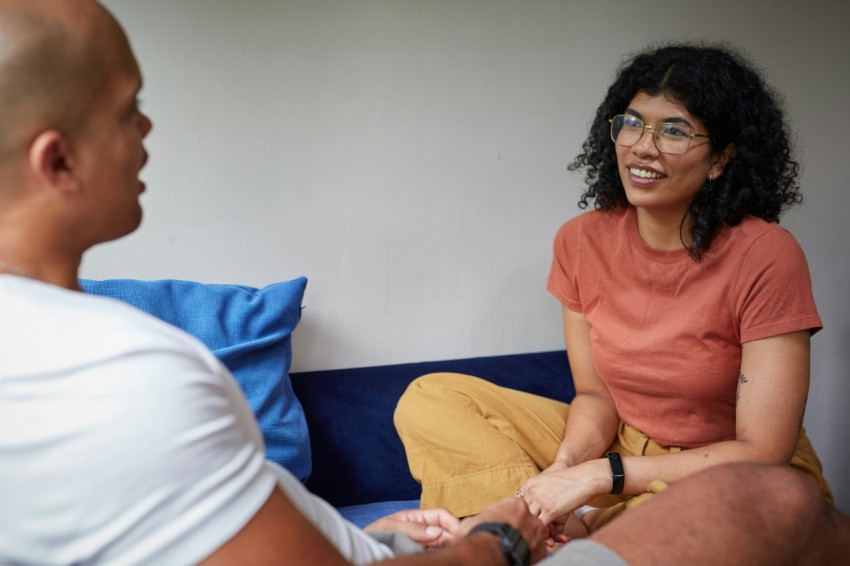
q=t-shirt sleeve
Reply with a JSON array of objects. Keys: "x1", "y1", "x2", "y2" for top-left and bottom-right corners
[
  {"x1": 268, "y1": 462, "x2": 397, "y2": 562},
  {"x1": 1, "y1": 344, "x2": 278, "y2": 565},
  {"x1": 109, "y1": 349, "x2": 279, "y2": 564},
  {"x1": 735, "y1": 227, "x2": 822, "y2": 343},
  {"x1": 547, "y1": 217, "x2": 583, "y2": 312}
]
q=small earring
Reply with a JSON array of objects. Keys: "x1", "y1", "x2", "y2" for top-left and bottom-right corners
[{"x1": 707, "y1": 173, "x2": 714, "y2": 182}]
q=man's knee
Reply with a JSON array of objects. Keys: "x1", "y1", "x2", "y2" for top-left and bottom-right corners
[
  {"x1": 693, "y1": 463, "x2": 826, "y2": 525},
  {"x1": 759, "y1": 465, "x2": 829, "y2": 525}
]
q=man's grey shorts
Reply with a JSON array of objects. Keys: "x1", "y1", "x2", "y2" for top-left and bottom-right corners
[{"x1": 545, "y1": 539, "x2": 627, "y2": 566}]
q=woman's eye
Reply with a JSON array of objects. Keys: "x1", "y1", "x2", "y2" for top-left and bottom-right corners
[{"x1": 661, "y1": 124, "x2": 689, "y2": 138}]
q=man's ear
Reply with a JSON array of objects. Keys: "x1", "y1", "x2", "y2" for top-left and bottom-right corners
[
  {"x1": 28, "y1": 130, "x2": 79, "y2": 194},
  {"x1": 710, "y1": 143, "x2": 735, "y2": 179}
]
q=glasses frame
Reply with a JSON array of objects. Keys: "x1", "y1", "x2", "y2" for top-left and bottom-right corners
[{"x1": 609, "y1": 114, "x2": 710, "y2": 155}]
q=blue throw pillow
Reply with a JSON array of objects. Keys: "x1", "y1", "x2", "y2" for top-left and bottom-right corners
[{"x1": 80, "y1": 277, "x2": 311, "y2": 482}]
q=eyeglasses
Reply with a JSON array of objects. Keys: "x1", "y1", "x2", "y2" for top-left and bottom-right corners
[{"x1": 609, "y1": 114, "x2": 710, "y2": 155}]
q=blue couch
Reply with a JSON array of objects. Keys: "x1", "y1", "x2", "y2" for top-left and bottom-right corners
[
  {"x1": 80, "y1": 277, "x2": 576, "y2": 528},
  {"x1": 292, "y1": 350, "x2": 575, "y2": 526}
]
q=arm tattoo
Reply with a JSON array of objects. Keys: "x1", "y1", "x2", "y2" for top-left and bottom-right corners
[{"x1": 736, "y1": 373, "x2": 748, "y2": 406}]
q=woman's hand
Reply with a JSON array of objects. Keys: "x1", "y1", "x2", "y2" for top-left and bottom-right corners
[
  {"x1": 541, "y1": 460, "x2": 570, "y2": 475},
  {"x1": 543, "y1": 511, "x2": 591, "y2": 549},
  {"x1": 517, "y1": 458, "x2": 608, "y2": 526},
  {"x1": 533, "y1": 459, "x2": 577, "y2": 543},
  {"x1": 364, "y1": 507, "x2": 460, "y2": 548}
]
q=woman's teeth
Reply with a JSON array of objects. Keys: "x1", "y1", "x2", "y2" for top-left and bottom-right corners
[{"x1": 629, "y1": 167, "x2": 664, "y2": 179}]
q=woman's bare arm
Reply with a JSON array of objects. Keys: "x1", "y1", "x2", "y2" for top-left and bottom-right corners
[{"x1": 522, "y1": 329, "x2": 813, "y2": 525}]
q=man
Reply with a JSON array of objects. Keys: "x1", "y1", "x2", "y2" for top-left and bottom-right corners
[{"x1": 0, "y1": 1, "x2": 847, "y2": 564}]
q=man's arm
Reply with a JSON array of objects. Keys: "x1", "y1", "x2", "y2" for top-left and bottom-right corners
[
  {"x1": 202, "y1": 488, "x2": 544, "y2": 565},
  {"x1": 201, "y1": 486, "x2": 351, "y2": 565},
  {"x1": 585, "y1": 463, "x2": 849, "y2": 566}
]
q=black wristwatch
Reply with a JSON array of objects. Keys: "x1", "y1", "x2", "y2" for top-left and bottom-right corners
[{"x1": 469, "y1": 522, "x2": 530, "y2": 566}]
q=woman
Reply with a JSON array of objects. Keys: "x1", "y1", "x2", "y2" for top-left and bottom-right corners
[{"x1": 393, "y1": 43, "x2": 833, "y2": 534}]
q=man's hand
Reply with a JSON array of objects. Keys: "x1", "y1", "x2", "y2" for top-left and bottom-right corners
[
  {"x1": 459, "y1": 496, "x2": 547, "y2": 563},
  {"x1": 365, "y1": 508, "x2": 460, "y2": 548}
]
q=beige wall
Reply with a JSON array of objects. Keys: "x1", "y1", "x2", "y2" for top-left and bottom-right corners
[{"x1": 94, "y1": 0, "x2": 850, "y2": 511}]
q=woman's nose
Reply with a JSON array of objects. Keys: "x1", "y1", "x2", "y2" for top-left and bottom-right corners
[{"x1": 632, "y1": 127, "x2": 659, "y2": 157}]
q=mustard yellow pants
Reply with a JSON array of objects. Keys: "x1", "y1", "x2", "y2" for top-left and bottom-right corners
[{"x1": 394, "y1": 373, "x2": 833, "y2": 521}]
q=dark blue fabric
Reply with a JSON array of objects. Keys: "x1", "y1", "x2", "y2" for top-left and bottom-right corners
[
  {"x1": 291, "y1": 350, "x2": 574, "y2": 507},
  {"x1": 80, "y1": 277, "x2": 312, "y2": 481}
]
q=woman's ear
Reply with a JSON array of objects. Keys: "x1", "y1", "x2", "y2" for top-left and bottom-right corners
[
  {"x1": 28, "y1": 130, "x2": 79, "y2": 194},
  {"x1": 710, "y1": 143, "x2": 735, "y2": 179}
]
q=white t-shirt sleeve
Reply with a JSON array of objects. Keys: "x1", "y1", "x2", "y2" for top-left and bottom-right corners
[
  {"x1": 0, "y1": 342, "x2": 276, "y2": 565},
  {"x1": 267, "y1": 462, "x2": 395, "y2": 564}
]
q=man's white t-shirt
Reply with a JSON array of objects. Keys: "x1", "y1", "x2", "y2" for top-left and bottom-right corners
[{"x1": 0, "y1": 276, "x2": 393, "y2": 565}]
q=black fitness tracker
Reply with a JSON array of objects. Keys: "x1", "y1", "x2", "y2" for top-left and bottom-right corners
[
  {"x1": 607, "y1": 451, "x2": 625, "y2": 494},
  {"x1": 469, "y1": 522, "x2": 530, "y2": 566}
]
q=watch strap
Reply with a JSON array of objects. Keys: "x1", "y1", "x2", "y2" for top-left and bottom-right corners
[
  {"x1": 469, "y1": 522, "x2": 530, "y2": 566},
  {"x1": 607, "y1": 451, "x2": 625, "y2": 494}
]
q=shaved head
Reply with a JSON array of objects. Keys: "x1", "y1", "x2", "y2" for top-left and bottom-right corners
[
  {"x1": 0, "y1": 0, "x2": 149, "y2": 288},
  {"x1": 0, "y1": 0, "x2": 127, "y2": 175}
]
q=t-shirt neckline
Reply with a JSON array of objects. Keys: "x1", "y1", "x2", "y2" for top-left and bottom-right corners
[{"x1": 625, "y1": 207, "x2": 691, "y2": 264}]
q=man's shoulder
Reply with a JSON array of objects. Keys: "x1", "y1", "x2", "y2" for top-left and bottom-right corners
[
  {"x1": 0, "y1": 277, "x2": 217, "y2": 376},
  {"x1": 0, "y1": 279, "x2": 275, "y2": 566}
]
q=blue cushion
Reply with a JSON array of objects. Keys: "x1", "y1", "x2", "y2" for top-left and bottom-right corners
[{"x1": 80, "y1": 277, "x2": 311, "y2": 482}]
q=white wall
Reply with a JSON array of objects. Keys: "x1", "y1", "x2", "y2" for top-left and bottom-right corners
[{"x1": 94, "y1": 0, "x2": 850, "y2": 511}]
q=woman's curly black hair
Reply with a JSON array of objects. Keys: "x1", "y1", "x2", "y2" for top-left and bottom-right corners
[{"x1": 569, "y1": 42, "x2": 802, "y2": 261}]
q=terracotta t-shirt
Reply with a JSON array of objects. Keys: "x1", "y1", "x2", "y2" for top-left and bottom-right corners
[{"x1": 547, "y1": 207, "x2": 822, "y2": 447}]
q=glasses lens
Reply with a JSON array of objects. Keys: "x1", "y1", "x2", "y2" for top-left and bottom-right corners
[
  {"x1": 655, "y1": 123, "x2": 692, "y2": 155},
  {"x1": 610, "y1": 114, "x2": 643, "y2": 147}
]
